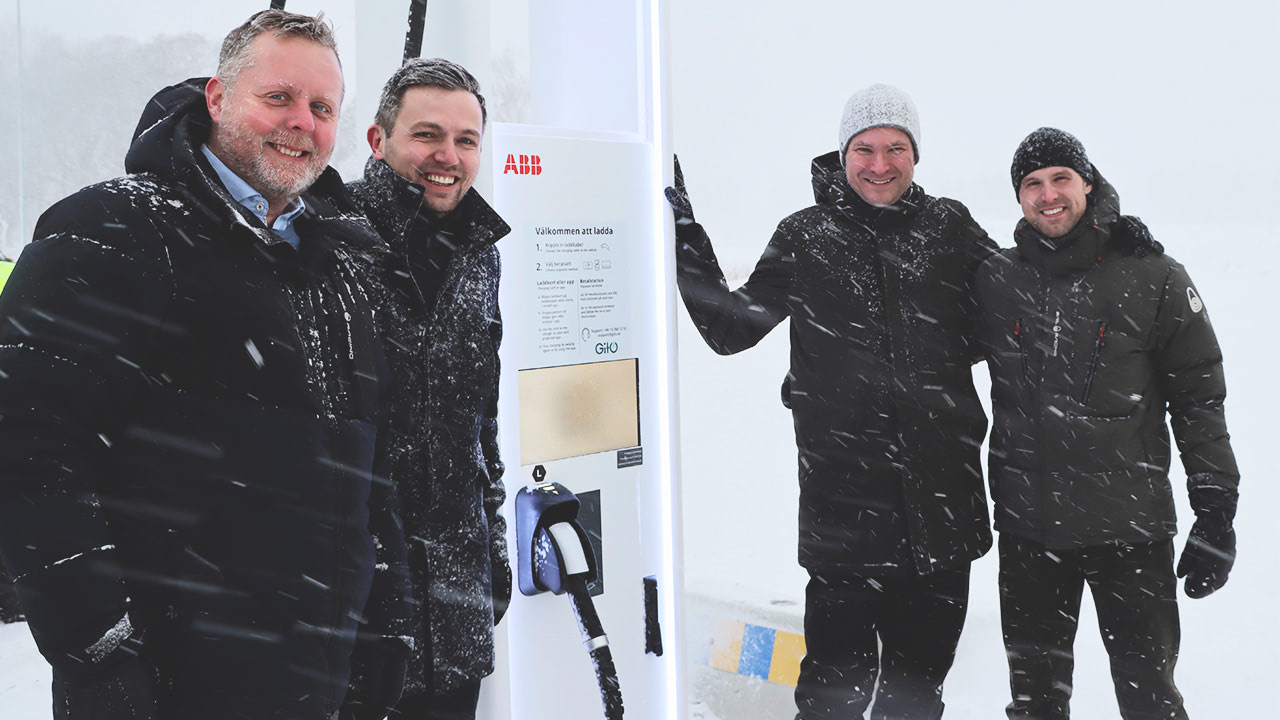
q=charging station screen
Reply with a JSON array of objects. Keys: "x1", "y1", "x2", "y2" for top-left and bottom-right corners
[{"x1": 517, "y1": 358, "x2": 640, "y2": 464}]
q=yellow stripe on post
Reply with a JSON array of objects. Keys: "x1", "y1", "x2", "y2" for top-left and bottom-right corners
[
  {"x1": 0, "y1": 261, "x2": 13, "y2": 294},
  {"x1": 768, "y1": 629, "x2": 806, "y2": 687}
]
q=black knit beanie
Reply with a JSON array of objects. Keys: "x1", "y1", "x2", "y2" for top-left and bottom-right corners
[{"x1": 1010, "y1": 127, "x2": 1095, "y2": 196}]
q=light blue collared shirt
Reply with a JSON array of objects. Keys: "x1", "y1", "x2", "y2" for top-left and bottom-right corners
[{"x1": 201, "y1": 145, "x2": 306, "y2": 249}]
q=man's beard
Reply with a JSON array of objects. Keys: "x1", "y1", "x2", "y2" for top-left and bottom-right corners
[{"x1": 212, "y1": 114, "x2": 330, "y2": 207}]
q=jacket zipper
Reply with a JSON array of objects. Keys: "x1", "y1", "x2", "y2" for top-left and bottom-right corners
[{"x1": 1080, "y1": 321, "x2": 1106, "y2": 405}]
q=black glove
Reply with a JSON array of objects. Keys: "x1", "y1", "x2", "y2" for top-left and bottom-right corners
[
  {"x1": 1177, "y1": 520, "x2": 1235, "y2": 599},
  {"x1": 340, "y1": 634, "x2": 410, "y2": 720},
  {"x1": 492, "y1": 558, "x2": 512, "y2": 626},
  {"x1": 1178, "y1": 481, "x2": 1238, "y2": 599},
  {"x1": 53, "y1": 632, "x2": 156, "y2": 720},
  {"x1": 664, "y1": 155, "x2": 696, "y2": 224}
]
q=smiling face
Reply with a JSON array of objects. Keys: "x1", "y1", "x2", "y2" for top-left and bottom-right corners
[
  {"x1": 205, "y1": 33, "x2": 343, "y2": 216},
  {"x1": 368, "y1": 86, "x2": 484, "y2": 219},
  {"x1": 843, "y1": 126, "x2": 915, "y2": 207},
  {"x1": 1017, "y1": 166, "x2": 1093, "y2": 238}
]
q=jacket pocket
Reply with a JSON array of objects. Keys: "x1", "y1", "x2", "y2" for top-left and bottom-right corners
[{"x1": 1080, "y1": 321, "x2": 1106, "y2": 405}]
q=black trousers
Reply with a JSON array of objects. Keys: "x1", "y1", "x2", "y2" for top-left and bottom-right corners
[
  {"x1": 391, "y1": 680, "x2": 482, "y2": 720},
  {"x1": 999, "y1": 534, "x2": 1187, "y2": 720},
  {"x1": 795, "y1": 564, "x2": 970, "y2": 720}
]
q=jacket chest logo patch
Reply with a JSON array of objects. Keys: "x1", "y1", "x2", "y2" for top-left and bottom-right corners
[{"x1": 1186, "y1": 287, "x2": 1204, "y2": 314}]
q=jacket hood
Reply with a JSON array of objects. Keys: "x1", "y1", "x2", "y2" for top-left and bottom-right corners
[
  {"x1": 1087, "y1": 166, "x2": 1120, "y2": 227},
  {"x1": 810, "y1": 150, "x2": 924, "y2": 226},
  {"x1": 1081, "y1": 168, "x2": 1162, "y2": 256},
  {"x1": 126, "y1": 77, "x2": 214, "y2": 183},
  {"x1": 810, "y1": 150, "x2": 851, "y2": 206}
]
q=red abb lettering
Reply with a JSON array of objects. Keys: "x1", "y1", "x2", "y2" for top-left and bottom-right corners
[{"x1": 502, "y1": 153, "x2": 543, "y2": 176}]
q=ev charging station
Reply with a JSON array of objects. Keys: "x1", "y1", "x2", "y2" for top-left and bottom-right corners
[
  {"x1": 355, "y1": 2, "x2": 684, "y2": 719},
  {"x1": 489, "y1": 7, "x2": 684, "y2": 720}
]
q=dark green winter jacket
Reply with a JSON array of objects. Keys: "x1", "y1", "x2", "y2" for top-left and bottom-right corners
[
  {"x1": 975, "y1": 172, "x2": 1239, "y2": 548},
  {"x1": 348, "y1": 158, "x2": 511, "y2": 693}
]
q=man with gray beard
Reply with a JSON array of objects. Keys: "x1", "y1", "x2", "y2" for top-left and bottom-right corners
[{"x1": 0, "y1": 10, "x2": 410, "y2": 719}]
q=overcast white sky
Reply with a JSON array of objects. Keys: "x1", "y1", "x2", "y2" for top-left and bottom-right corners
[
  {"x1": 669, "y1": 0, "x2": 1280, "y2": 247},
  {"x1": 17, "y1": 0, "x2": 352, "y2": 39},
  {"x1": 14, "y1": 0, "x2": 1276, "y2": 230}
]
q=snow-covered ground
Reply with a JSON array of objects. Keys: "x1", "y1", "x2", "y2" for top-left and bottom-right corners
[{"x1": 0, "y1": 622, "x2": 46, "y2": 717}]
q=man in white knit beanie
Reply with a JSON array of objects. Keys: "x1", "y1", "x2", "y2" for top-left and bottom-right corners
[{"x1": 667, "y1": 84, "x2": 996, "y2": 719}]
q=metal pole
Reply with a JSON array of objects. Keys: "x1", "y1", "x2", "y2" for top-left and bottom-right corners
[{"x1": 403, "y1": 0, "x2": 428, "y2": 61}]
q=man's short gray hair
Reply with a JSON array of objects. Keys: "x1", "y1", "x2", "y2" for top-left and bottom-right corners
[
  {"x1": 374, "y1": 58, "x2": 487, "y2": 134},
  {"x1": 216, "y1": 9, "x2": 341, "y2": 89}
]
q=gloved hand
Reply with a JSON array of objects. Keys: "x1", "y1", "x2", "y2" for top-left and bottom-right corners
[
  {"x1": 340, "y1": 634, "x2": 411, "y2": 720},
  {"x1": 1178, "y1": 480, "x2": 1238, "y2": 599},
  {"x1": 492, "y1": 557, "x2": 512, "y2": 627},
  {"x1": 53, "y1": 631, "x2": 156, "y2": 720},
  {"x1": 1177, "y1": 520, "x2": 1235, "y2": 599},
  {"x1": 664, "y1": 155, "x2": 696, "y2": 224}
]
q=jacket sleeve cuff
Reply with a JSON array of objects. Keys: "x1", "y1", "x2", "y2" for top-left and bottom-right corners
[
  {"x1": 1187, "y1": 476, "x2": 1238, "y2": 527},
  {"x1": 56, "y1": 613, "x2": 144, "y2": 682}
]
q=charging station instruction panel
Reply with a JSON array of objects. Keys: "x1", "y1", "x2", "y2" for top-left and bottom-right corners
[
  {"x1": 498, "y1": 134, "x2": 642, "y2": 369},
  {"x1": 529, "y1": 220, "x2": 632, "y2": 364}
]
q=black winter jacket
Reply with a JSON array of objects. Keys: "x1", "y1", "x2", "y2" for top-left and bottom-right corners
[
  {"x1": 975, "y1": 172, "x2": 1240, "y2": 548},
  {"x1": 348, "y1": 158, "x2": 511, "y2": 693},
  {"x1": 0, "y1": 79, "x2": 411, "y2": 719},
  {"x1": 676, "y1": 151, "x2": 997, "y2": 575}
]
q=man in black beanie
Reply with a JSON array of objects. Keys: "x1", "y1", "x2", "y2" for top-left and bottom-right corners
[{"x1": 974, "y1": 127, "x2": 1241, "y2": 720}]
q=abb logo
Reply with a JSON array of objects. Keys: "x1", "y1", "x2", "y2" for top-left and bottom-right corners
[{"x1": 503, "y1": 153, "x2": 542, "y2": 175}]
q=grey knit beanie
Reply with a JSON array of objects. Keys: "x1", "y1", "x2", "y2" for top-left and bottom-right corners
[
  {"x1": 1010, "y1": 127, "x2": 1095, "y2": 195},
  {"x1": 838, "y1": 83, "x2": 920, "y2": 166}
]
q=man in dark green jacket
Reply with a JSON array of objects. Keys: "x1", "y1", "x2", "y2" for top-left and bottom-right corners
[
  {"x1": 976, "y1": 127, "x2": 1240, "y2": 720},
  {"x1": 345, "y1": 58, "x2": 511, "y2": 720}
]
